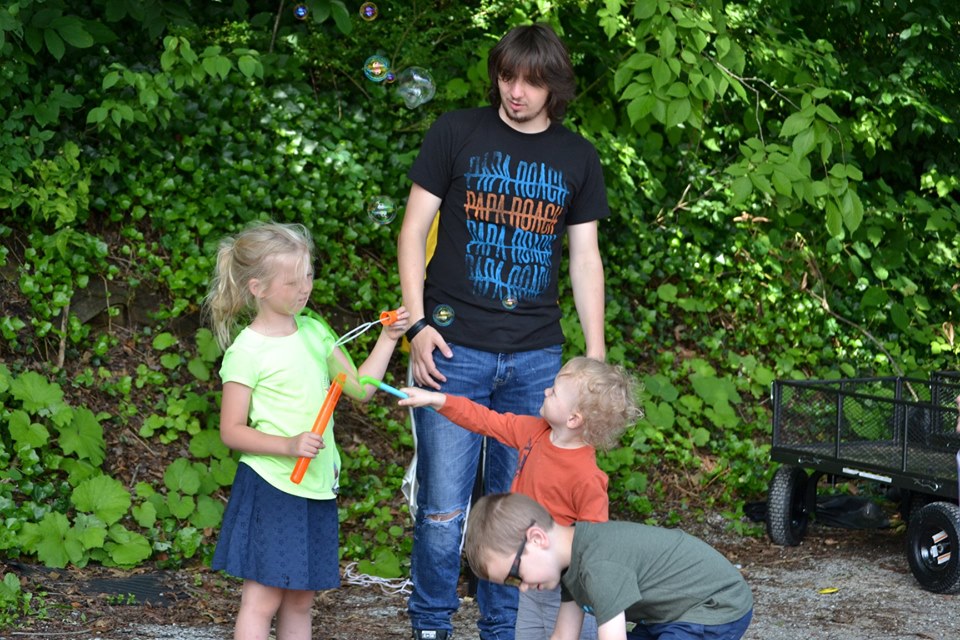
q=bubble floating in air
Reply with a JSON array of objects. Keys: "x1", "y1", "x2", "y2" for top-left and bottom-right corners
[
  {"x1": 396, "y1": 67, "x2": 436, "y2": 108},
  {"x1": 433, "y1": 304, "x2": 455, "y2": 327},
  {"x1": 293, "y1": 4, "x2": 308, "y2": 20},
  {"x1": 502, "y1": 297, "x2": 518, "y2": 310},
  {"x1": 363, "y1": 55, "x2": 391, "y2": 82},
  {"x1": 359, "y1": 2, "x2": 379, "y2": 21},
  {"x1": 367, "y1": 196, "x2": 396, "y2": 226}
]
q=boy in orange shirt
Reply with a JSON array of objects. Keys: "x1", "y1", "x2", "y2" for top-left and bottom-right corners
[{"x1": 400, "y1": 357, "x2": 640, "y2": 640}]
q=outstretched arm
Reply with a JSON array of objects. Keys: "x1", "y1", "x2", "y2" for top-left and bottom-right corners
[
  {"x1": 397, "y1": 386, "x2": 447, "y2": 411},
  {"x1": 334, "y1": 307, "x2": 410, "y2": 401}
]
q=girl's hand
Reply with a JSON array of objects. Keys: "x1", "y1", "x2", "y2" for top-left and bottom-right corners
[
  {"x1": 398, "y1": 386, "x2": 446, "y2": 411},
  {"x1": 383, "y1": 306, "x2": 410, "y2": 341},
  {"x1": 290, "y1": 432, "x2": 326, "y2": 458}
]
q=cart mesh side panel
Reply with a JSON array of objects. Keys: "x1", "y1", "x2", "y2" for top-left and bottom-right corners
[{"x1": 772, "y1": 375, "x2": 960, "y2": 499}]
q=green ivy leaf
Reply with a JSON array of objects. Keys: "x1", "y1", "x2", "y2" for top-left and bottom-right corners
[
  {"x1": 132, "y1": 501, "x2": 157, "y2": 528},
  {"x1": 210, "y1": 457, "x2": 238, "y2": 487},
  {"x1": 164, "y1": 458, "x2": 201, "y2": 495},
  {"x1": 160, "y1": 353, "x2": 182, "y2": 369},
  {"x1": 195, "y1": 327, "x2": 222, "y2": 362},
  {"x1": 8, "y1": 409, "x2": 50, "y2": 448},
  {"x1": 0, "y1": 363, "x2": 11, "y2": 393},
  {"x1": 152, "y1": 332, "x2": 177, "y2": 350},
  {"x1": 187, "y1": 357, "x2": 210, "y2": 381},
  {"x1": 72, "y1": 475, "x2": 131, "y2": 525},
  {"x1": 190, "y1": 495, "x2": 224, "y2": 529},
  {"x1": 642, "y1": 374, "x2": 679, "y2": 402},
  {"x1": 656, "y1": 283, "x2": 678, "y2": 302},
  {"x1": 357, "y1": 548, "x2": 402, "y2": 579},
  {"x1": 57, "y1": 407, "x2": 106, "y2": 465},
  {"x1": 189, "y1": 428, "x2": 229, "y2": 459},
  {"x1": 72, "y1": 512, "x2": 108, "y2": 550},
  {"x1": 105, "y1": 524, "x2": 152, "y2": 566},
  {"x1": 19, "y1": 512, "x2": 82, "y2": 568},
  {"x1": 0, "y1": 572, "x2": 23, "y2": 602},
  {"x1": 167, "y1": 493, "x2": 196, "y2": 520},
  {"x1": 10, "y1": 371, "x2": 65, "y2": 412},
  {"x1": 751, "y1": 365, "x2": 776, "y2": 388},
  {"x1": 691, "y1": 427, "x2": 711, "y2": 447},
  {"x1": 642, "y1": 400, "x2": 675, "y2": 430},
  {"x1": 690, "y1": 373, "x2": 742, "y2": 407}
]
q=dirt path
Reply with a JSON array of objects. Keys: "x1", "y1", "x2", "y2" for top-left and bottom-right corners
[{"x1": 4, "y1": 518, "x2": 957, "y2": 640}]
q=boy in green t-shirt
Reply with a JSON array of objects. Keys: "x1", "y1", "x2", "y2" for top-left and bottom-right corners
[{"x1": 464, "y1": 493, "x2": 754, "y2": 640}]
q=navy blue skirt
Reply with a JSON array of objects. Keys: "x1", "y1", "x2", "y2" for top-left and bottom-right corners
[{"x1": 212, "y1": 462, "x2": 340, "y2": 591}]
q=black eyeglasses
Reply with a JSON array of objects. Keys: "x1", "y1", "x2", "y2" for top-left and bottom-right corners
[{"x1": 504, "y1": 520, "x2": 536, "y2": 587}]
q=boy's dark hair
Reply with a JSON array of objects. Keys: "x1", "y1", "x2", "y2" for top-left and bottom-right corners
[
  {"x1": 487, "y1": 23, "x2": 576, "y2": 123},
  {"x1": 464, "y1": 493, "x2": 553, "y2": 580}
]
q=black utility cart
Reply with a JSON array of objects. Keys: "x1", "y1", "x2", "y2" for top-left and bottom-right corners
[{"x1": 766, "y1": 373, "x2": 960, "y2": 593}]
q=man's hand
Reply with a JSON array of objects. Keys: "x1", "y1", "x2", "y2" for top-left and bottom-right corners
[{"x1": 409, "y1": 325, "x2": 452, "y2": 389}]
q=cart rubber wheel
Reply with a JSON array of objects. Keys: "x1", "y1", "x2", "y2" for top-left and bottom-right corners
[
  {"x1": 906, "y1": 501, "x2": 960, "y2": 594},
  {"x1": 766, "y1": 465, "x2": 810, "y2": 546},
  {"x1": 898, "y1": 490, "x2": 934, "y2": 525}
]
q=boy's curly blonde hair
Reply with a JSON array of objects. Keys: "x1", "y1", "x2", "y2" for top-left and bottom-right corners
[{"x1": 558, "y1": 357, "x2": 642, "y2": 450}]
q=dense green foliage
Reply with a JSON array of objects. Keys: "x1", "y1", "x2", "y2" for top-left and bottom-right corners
[{"x1": 1, "y1": 0, "x2": 958, "y2": 615}]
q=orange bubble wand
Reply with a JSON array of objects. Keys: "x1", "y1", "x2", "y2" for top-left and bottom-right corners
[
  {"x1": 333, "y1": 309, "x2": 399, "y2": 347},
  {"x1": 290, "y1": 372, "x2": 347, "y2": 484}
]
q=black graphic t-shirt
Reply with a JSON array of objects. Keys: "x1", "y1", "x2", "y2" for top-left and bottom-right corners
[{"x1": 408, "y1": 106, "x2": 610, "y2": 353}]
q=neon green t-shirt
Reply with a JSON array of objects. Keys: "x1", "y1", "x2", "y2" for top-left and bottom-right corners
[{"x1": 219, "y1": 315, "x2": 341, "y2": 499}]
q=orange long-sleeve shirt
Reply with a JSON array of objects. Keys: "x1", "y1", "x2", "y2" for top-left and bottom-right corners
[{"x1": 441, "y1": 395, "x2": 608, "y2": 525}]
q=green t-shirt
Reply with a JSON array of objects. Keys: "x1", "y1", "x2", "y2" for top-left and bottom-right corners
[
  {"x1": 219, "y1": 315, "x2": 341, "y2": 499},
  {"x1": 561, "y1": 521, "x2": 753, "y2": 627}
]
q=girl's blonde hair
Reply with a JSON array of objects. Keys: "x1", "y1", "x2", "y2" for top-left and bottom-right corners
[
  {"x1": 558, "y1": 357, "x2": 642, "y2": 450},
  {"x1": 464, "y1": 493, "x2": 553, "y2": 581},
  {"x1": 203, "y1": 221, "x2": 314, "y2": 349}
]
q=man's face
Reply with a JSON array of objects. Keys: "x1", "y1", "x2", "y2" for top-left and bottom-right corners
[{"x1": 497, "y1": 73, "x2": 550, "y2": 131}]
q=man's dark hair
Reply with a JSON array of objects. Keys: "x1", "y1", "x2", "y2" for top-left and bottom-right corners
[{"x1": 487, "y1": 23, "x2": 576, "y2": 123}]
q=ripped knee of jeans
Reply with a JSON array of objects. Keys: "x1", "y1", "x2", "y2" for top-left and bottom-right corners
[{"x1": 426, "y1": 509, "x2": 462, "y2": 523}]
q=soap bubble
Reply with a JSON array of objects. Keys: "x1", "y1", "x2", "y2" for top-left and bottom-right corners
[
  {"x1": 363, "y1": 55, "x2": 391, "y2": 82},
  {"x1": 359, "y1": 2, "x2": 379, "y2": 20},
  {"x1": 396, "y1": 67, "x2": 436, "y2": 108},
  {"x1": 367, "y1": 196, "x2": 396, "y2": 226},
  {"x1": 502, "y1": 296, "x2": 518, "y2": 310},
  {"x1": 293, "y1": 4, "x2": 308, "y2": 20},
  {"x1": 385, "y1": 71, "x2": 396, "y2": 84},
  {"x1": 433, "y1": 304, "x2": 455, "y2": 327}
]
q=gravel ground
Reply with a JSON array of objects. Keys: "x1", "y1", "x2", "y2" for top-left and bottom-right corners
[{"x1": 4, "y1": 515, "x2": 957, "y2": 640}]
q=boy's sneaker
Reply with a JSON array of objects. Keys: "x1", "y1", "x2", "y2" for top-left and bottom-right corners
[{"x1": 412, "y1": 631, "x2": 451, "y2": 640}]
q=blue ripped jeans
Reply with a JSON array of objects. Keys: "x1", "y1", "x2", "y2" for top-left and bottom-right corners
[{"x1": 407, "y1": 343, "x2": 562, "y2": 640}]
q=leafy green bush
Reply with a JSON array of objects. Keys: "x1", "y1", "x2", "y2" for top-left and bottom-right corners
[{"x1": 0, "y1": 0, "x2": 958, "y2": 590}]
